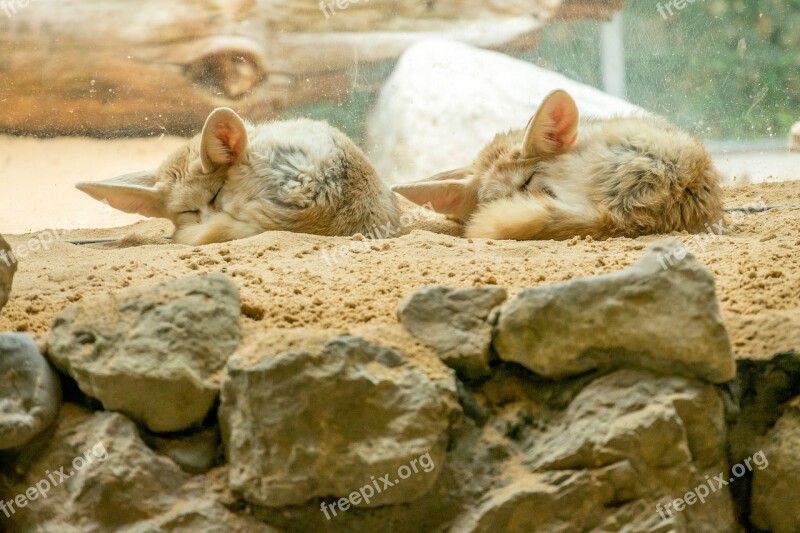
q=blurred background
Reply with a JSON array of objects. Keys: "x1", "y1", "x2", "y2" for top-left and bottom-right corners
[{"x1": 1, "y1": 0, "x2": 798, "y2": 233}]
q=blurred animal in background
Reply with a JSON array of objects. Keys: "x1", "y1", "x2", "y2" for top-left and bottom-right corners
[
  {"x1": 393, "y1": 89, "x2": 725, "y2": 241},
  {"x1": 77, "y1": 109, "x2": 400, "y2": 245}
]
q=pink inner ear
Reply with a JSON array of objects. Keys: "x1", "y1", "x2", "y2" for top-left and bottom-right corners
[
  {"x1": 215, "y1": 123, "x2": 242, "y2": 158},
  {"x1": 548, "y1": 105, "x2": 578, "y2": 149}
]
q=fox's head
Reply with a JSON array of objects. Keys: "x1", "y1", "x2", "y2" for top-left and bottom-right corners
[
  {"x1": 392, "y1": 90, "x2": 580, "y2": 220},
  {"x1": 77, "y1": 108, "x2": 252, "y2": 243}
]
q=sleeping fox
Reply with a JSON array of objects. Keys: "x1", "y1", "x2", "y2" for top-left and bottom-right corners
[
  {"x1": 77, "y1": 109, "x2": 400, "y2": 245},
  {"x1": 393, "y1": 89, "x2": 724, "y2": 240}
]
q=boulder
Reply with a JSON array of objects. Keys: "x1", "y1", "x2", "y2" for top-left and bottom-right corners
[
  {"x1": 790, "y1": 121, "x2": 800, "y2": 152},
  {"x1": 1, "y1": 404, "x2": 274, "y2": 532},
  {"x1": 751, "y1": 402, "x2": 800, "y2": 533},
  {"x1": 220, "y1": 330, "x2": 459, "y2": 507},
  {"x1": 0, "y1": 235, "x2": 15, "y2": 312},
  {"x1": 0, "y1": 333, "x2": 61, "y2": 450},
  {"x1": 397, "y1": 285, "x2": 507, "y2": 380},
  {"x1": 141, "y1": 425, "x2": 220, "y2": 475},
  {"x1": 455, "y1": 370, "x2": 736, "y2": 531},
  {"x1": 48, "y1": 273, "x2": 241, "y2": 432},
  {"x1": 366, "y1": 40, "x2": 644, "y2": 184},
  {"x1": 494, "y1": 239, "x2": 735, "y2": 383}
]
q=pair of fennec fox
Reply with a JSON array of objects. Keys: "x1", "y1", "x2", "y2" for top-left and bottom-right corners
[{"x1": 77, "y1": 90, "x2": 724, "y2": 245}]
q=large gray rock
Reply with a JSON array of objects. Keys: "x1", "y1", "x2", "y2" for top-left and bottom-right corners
[
  {"x1": 454, "y1": 370, "x2": 737, "y2": 532},
  {"x1": 2, "y1": 405, "x2": 274, "y2": 532},
  {"x1": 0, "y1": 235, "x2": 15, "y2": 312},
  {"x1": 220, "y1": 330, "x2": 459, "y2": 508},
  {"x1": 751, "y1": 403, "x2": 800, "y2": 533},
  {"x1": 397, "y1": 286, "x2": 507, "y2": 380},
  {"x1": 494, "y1": 239, "x2": 735, "y2": 383},
  {"x1": 0, "y1": 333, "x2": 61, "y2": 450},
  {"x1": 48, "y1": 273, "x2": 241, "y2": 432},
  {"x1": 366, "y1": 40, "x2": 644, "y2": 185}
]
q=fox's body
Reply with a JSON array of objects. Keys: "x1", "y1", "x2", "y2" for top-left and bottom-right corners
[
  {"x1": 394, "y1": 90, "x2": 724, "y2": 241},
  {"x1": 77, "y1": 110, "x2": 400, "y2": 245}
]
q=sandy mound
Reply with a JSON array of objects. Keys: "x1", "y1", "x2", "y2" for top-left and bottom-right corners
[{"x1": 1, "y1": 181, "x2": 798, "y2": 359}]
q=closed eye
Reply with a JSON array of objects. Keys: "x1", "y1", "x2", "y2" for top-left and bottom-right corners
[
  {"x1": 521, "y1": 171, "x2": 536, "y2": 190},
  {"x1": 210, "y1": 186, "x2": 223, "y2": 205}
]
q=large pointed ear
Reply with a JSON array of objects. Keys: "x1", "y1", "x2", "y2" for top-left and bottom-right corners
[
  {"x1": 76, "y1": 171, "x2": 167, "y2": 218},
  {"x1": 392, "y1": 170, "x2": 477, "y2": 219},
  {"x1": 522, "y1": 89, "x2": 580, "y2": 158},
  {"x1": 200, "y1": 107, "x2": 249, "y2": 173}
]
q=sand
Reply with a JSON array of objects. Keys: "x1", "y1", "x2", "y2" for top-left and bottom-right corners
[{"x1": 0, "y1": 179, "x2": 798, "y2": 362}]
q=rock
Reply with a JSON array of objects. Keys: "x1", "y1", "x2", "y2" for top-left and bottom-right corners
[
  {"x1": 790, "y1": 121, "x2": 800, "y2": 152},
  {"x1": 0, "y1": 333, "x2": 61, "y2": 450},
  {"x1": 220, "y1": 330, "x2": 459, "y2": 507},
  {"x1": 494, "y1": 239, "x2": 735, "y2": 383},
  {"x1": 456, "y1": 370, "x2": 736, "y2": 531},
  {"x1": 366, "y1": 40, "x2": 645, "y2": 185},
  {"x1": 48, "y1": 273, "x2": 241, "y2": 433},
  {"x1": 397, "y1": 285, "x2": 507, "y2": 380},
  {"x1": 751, "y1": 402, "x2": 800, "y2": 533},
  {"x1": 141, "y1": 425, "x2": 221, "y2": 475},
  {"x1": 0, "y1": 235, "x2": 15, "y2": 313},
  {"x1": 1, "y1": 404, "x2": 274, "y2": 532}
]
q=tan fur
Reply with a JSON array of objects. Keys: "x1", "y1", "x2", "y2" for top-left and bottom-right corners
[
  {"x1": 393, "y1": 90, "x2": 724, "y2": 241},
  {"x1": 76, "y1": 108, "x2": 400, "y2": 245}
]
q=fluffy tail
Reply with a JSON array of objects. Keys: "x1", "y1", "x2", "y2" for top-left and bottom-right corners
[{"x1": 464, "y1": 196, "x2": 611, "y2": 241}]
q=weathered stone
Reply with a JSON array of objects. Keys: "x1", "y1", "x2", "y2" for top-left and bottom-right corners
[
  {"x1": 220, "y1": 330, "x2": 459, "y2": 507},
  {"x1": 48, "y1": 273, "x2": 241, "y2": 432},
  {"x1": 0, "y1": 235, "x2": 15, "y2": 313},
  {"x1": 494, "y1": 239, "x2": 735, "y2": 383},
  {"x1": 397, "y1": 285, "x2": 507, "y2": 380},
  {"x1": 751, "y1": 403, "x2": 800, "y2": 533},
  {"x1": 0, "y1": 333, "x2": 61, "y2": 450},
  {"x1": 367, "y1": 40, "x2": 644, "y2": 185},
  {"x1": 142, "y1": 425, "x2": 220, "y2": 475},
  {"x1": 456, "y1": 370, "x2": 736, "y2": 532},
  {"x1": 1, "y1": 404, "x2": 274, "y2": 532}
]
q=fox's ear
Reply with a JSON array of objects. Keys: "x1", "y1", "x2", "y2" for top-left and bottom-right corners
[
  {"x1": 392, "y1": 169, "x2": 477, "y2": 219},
  {"x1": 200, "y1": 107, "x2": 249, "y2": 173},
  {"x1": 76, "y1": 171, "x2": 167, "y2": 218},
  {"x1": 522, "y1": 89, "x2": 579, "y2": 158}
]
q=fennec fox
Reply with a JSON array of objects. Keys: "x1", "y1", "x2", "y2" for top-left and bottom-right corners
[
  {"x1": 77, "y1": 109, "x2": 401, "y2": 245},
  {"x1": 393, "y1": 90, "x2": 724, "y2": 240}
]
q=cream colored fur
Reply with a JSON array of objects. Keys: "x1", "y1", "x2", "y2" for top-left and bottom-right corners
[
  {"x1": 393, "y1": 90, "x2": 725, "y2": 241},
  {"x1": 76, "y1": 109, "x2": 400, "y2": 245}
]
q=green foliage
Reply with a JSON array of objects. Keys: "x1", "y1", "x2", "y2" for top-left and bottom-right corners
[{"x1": 532, "y1": 0, "x2": 800, "y2": 140}]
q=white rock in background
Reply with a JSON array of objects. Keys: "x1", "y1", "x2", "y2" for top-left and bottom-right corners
[{"x1": 366, "y1": 40, "x2": 644, "y2": 185}]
